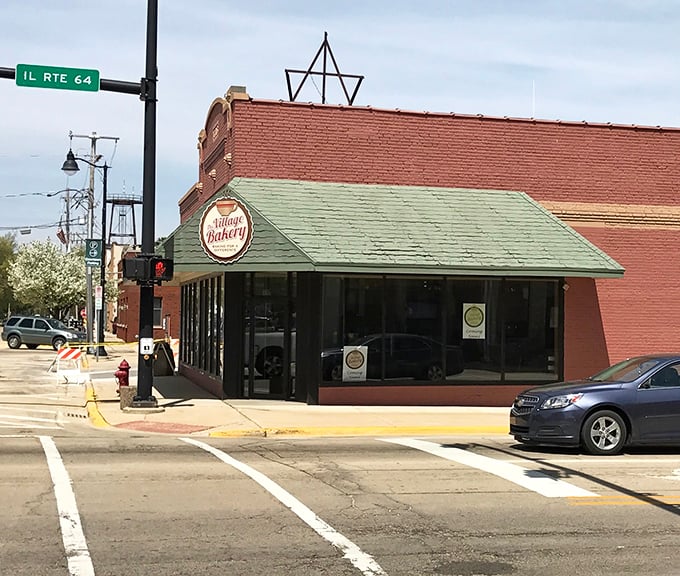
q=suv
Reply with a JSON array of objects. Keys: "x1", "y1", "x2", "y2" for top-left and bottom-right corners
[{"x1": 1, "y1": 315, "x2": 87, "y2": 350}]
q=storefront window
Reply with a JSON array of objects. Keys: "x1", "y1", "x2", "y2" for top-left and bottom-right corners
[
  {"x1": 446, "y1": 279, "x2": 502, "y2": 381},
  {"x1": 384, "y1": 278, "x2": 446, "y2": 381},
  {"x1": 503, "y1": 280, "x2": 559, "y2": 382},
  {"x1": 322, "y1": 277, "x2": 383, "y2": 382},
  {"x1": 322, "y1": 275, "x2": 560, "y2": 385}
]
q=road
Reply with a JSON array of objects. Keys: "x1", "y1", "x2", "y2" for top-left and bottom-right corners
[
  {"x1": 2, "y1": 344, "x2": 680, "y2": 575},
  {"x1": 3, "y1": 433, "x2": 680, "y2": 576}
]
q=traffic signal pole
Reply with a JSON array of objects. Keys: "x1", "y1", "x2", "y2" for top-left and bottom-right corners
[{"x1": 132, "y1": 0, "x2": 159, "y2": 407}]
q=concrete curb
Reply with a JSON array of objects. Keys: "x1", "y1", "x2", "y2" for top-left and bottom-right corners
[
  {"x1": 208, "y1": 425, "x2": 509, "y2": 438},
  {"x1": 85, "y1": 383, "x2": 111, "y2": 429}
]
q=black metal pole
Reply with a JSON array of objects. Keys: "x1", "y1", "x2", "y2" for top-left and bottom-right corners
[
  {"x1": 133, "y1": 0, "x2": 158, "y2": 407},
  {"x1": 97, "y1": 164, "x2": 108, "y2": 357}
]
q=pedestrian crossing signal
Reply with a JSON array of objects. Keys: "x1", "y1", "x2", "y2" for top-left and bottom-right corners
[
  {"x1": 150, "y1": 257, "x2": 174, "y2": 282},
  {"x1": 122, "y1": 255, "x2": 174, "y2": 283}
]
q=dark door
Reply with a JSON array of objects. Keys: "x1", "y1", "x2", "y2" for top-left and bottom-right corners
[{"x1": 243, "y1": 296, "x2": 292, "y2": 399}]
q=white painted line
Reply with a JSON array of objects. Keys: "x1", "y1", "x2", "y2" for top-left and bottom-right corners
[
  {"x1": 181, "y1": 437, "x2": 388, "y2": 576},
  {"x1": 0, "y1": 414, "x2": 58, "y2": 424},
  {"x1": 383, "y1": 438, "x2": 598, "y2": 498},
  {"x1": 38, "y1": 436, "x2": 95, "y2": 576},
  {"x1": 0, "y1": 406, "x2": 59, "y2": 415},
  {"x1": 0, "y1": 422, "x2": 62, "y2": 430}
]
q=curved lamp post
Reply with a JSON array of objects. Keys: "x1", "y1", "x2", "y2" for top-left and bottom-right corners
[{"x1": 61, "y1": 149, "x2": 108, "y2": 358}]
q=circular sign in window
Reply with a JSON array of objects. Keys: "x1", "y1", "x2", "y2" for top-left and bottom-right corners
[
  {"x1": 464, "y1": 305, "x2": 484, "y2": 328},
  {"x1": 345, "y1": 349, "x2": 366, "y2": 370}
]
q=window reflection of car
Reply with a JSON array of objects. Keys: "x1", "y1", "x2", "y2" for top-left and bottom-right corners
[
  {"x1": 321, "y1": 333, "x2": 464, "y2": 382},
  {"x1": 245, "y1": 317, "x2": 296, "y2": 379}
]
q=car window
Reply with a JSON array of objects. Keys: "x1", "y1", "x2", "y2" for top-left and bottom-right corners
[
  {"x1": 47, "y1": 318, "x2": 67, "y2": 330},
  {"x1": 394, "y1": 336, "x2": 430, "y2": 352},
  {"x1": 6, "y1": 317, "x2": 19, "y2": 327},
  {"x1": 18, "y1": 318, "x2": 34, "y2": 329},
  {"x1": 34, "y1": 319, "x2": 50, "y2": 330},
  {"x1": 648, "y1": 364, "x2": 680, "y2": 388},
  {"x1": 365, "y1": 337, "x2": 382, "y2": 354},
  {"x1": 590, "y1": 357, "x2": 664, "y2": 382}
]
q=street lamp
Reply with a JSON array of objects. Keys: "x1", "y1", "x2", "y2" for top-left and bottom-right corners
[{"x1": 61, "y1": 148, "x2": 110, "y2": 358}]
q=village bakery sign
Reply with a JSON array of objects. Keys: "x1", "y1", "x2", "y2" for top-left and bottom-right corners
[{"x1": 199, "y1": 197, "x2": 253, "y2": 264}]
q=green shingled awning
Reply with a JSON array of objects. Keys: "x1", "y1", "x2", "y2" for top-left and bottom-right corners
[{"x1": 165, "y1": 178, "x2": 624, "y2": 278}]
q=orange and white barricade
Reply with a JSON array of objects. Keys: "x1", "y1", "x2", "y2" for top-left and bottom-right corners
[
  {"x1": 170, "y1": 338, "x2": 179, "y2": 372},
  {"x1": 47, "y1": 346, "x2": 88, "y2": 384}
]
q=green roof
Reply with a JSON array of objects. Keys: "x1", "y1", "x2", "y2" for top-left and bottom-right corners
[{"x1": 165, "y1": 178, "x2": 624, "y2": 278}]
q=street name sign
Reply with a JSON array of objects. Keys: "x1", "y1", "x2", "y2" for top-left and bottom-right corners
[{"x1": 16, "y1": 64, "x2": 100, "y2": 92}]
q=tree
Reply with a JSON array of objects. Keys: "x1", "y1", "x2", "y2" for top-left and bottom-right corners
[
  {"x1": 7, "y1": 240, "x2": 86, "y2": 318},
  {"x1": 0, "y1": 233, "x2": 18, "y2": 318}
]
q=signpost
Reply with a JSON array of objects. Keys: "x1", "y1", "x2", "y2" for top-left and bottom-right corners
[
  {"x1": 16, "y1": 64, "x2": 100, "y2": 92},
  {"x1": 85, "y1": 238, "x2": 103, "y2": 267}
]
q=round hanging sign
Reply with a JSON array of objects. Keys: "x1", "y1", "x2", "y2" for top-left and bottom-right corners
[{"x1": 199, "y1": 197, "x2": 253, "y2": 264}]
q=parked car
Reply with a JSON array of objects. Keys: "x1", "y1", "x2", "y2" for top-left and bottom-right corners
[
  {"x1": 510, "y1": 354, "x2": 680, "y2": 455},
  {"x1": 1, "y1": 315, "x2": 86, "y2": 351},
  {"x1": 321, "y1": 333, "x2": 464, "y2": 382}
]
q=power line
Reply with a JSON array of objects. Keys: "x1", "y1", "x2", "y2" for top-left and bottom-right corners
[{"x1": 0, "y1": 187, "x2": 88, "y2": 199}]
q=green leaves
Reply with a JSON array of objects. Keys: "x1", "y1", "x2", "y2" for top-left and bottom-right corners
[{"x1": 7, "y1": 240, "x2": 86, "y2": 317}]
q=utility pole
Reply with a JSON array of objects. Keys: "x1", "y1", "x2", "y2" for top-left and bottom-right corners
[
  {"x1": 65, "y1": 189, "x2": 70, "y2": 252},
  {"x1": 67, "y1": 131, "x2": 118, "y2": 354}
]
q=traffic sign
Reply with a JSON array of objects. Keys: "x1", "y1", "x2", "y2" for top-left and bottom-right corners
[
  {"x1": 16, "y1": 64, "x2": 100, "y2": 92},
  {"x1": 85, "y1": 239, "x2": 103, "y2": 267}
]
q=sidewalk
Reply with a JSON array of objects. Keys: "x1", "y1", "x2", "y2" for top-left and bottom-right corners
[{"x1": 84, "y1": 337, "x2": 510, "y2": 438}]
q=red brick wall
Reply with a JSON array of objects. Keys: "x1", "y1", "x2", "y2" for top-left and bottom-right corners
[
  {"x1": 114, "y1": 282, "x2": 181, "y2": 343},
  {"x1": 182, "y1": 97, "x2": 680, "y2": 381},
  {"x1": 228, "y1": 101, "x2": 680, "y2": 208}
]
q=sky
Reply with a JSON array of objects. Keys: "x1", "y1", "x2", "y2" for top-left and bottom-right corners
[{"x1": 2, "y1": 0, "x2": 680, "y2": 246}]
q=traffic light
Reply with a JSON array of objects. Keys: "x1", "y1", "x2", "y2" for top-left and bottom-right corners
[
  {"x1": 122, "y1": 255, "x2": 174, "y2": 283},
  {"x1": 149, "y1": 257, "x2": 174, "y2": 282},
  {"x1": 122, "y1": 256, "x2": 147, "y2": 280}
]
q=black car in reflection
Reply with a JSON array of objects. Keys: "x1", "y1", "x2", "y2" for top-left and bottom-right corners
[
  {"x1": 510, "y1": 354, "x2": 680, "y2": 455},
  {"x1": 321, "y1": 333, "x2": 464, "y2": 382}
]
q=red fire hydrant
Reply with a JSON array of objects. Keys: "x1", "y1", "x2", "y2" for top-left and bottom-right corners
[{"x1": 115, "y1": 359, "x2": 130, "y2": 394}]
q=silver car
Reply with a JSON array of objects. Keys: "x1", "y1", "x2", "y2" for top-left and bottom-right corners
[{"x1": 1, "y1": 315, "x2": 86, "y2": 350}]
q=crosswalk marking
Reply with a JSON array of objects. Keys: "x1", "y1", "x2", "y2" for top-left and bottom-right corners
[
  {"x1": 182, "y1": 437, "x2": 388, "y2": 576},
  {"x1": 39, "y1": 436, "x2": 95, "y2": 576},
  {"x1": 383, "y1": 438, "x2": 598, "y2": 498}
]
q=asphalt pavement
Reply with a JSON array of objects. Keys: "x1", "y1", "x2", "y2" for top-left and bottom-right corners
[{"x1": 76, "y1": 336, "x2": 511, "y2": 437}]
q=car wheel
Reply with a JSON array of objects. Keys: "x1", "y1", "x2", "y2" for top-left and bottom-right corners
[
  {"x1": 581, "y1": 410, "x2": 626, "y2": 455},
  {"x1": 52, "y1": 337, "x2": 67, "y2": 351},
  {"x1": 26, "y1": 344, "x2": 39, "y2": 350},
  {"x1": 426, "y1": 364, "x2": 444, "y2": 381},
  {"x1": 7, "y1": 334, "x2": 22, "y2": 349},
  {"x1": 330, "y1": 364, "x2": 343, "y2": 381},
  {"x1": 255, "y1": 348, "x2": 283, "y2": 378}
]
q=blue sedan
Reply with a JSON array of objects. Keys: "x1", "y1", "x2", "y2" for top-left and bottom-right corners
[{"x1": 510, "y1": 354, "x2": 680, "y2": 455}]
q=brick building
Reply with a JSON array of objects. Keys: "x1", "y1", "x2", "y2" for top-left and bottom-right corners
[
  {"x1": 114, "y1": 251, "x2": 180, "y2": 343},
  {"x1": 161, "y1": 85, "x2": 680, "y2": 406}
]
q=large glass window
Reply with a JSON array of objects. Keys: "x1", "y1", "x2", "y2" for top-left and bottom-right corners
[
  {"x1": 384, "y1": 278, "x2": 445, "y2": 381},
  {"x1": 322, "y1": 275, "x2": 560, "y2": 385},
  {"x1": 502, "y1": 280, "x2": 558, "y2": 381},
  {"x1": 446, "y1": 279, "x2": 502, "y2": 381}
]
